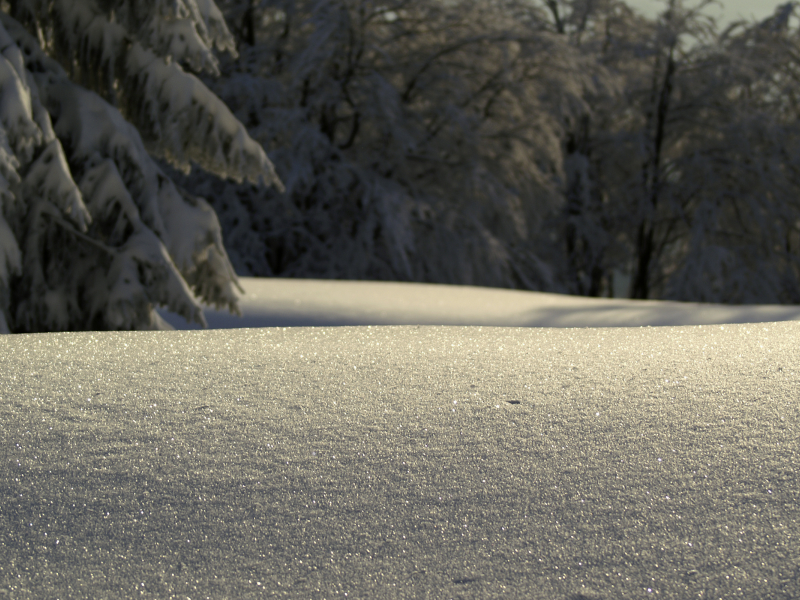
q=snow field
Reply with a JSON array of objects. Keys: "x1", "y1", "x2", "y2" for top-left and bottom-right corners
[{"x1": 2, "y1": 321, "x2": 798, "y2": 598}]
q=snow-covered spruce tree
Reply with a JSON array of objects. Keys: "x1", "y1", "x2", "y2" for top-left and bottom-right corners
[
  {"x1": 0, "y1": 1, "x2": 282, "y2": 332},
  {"x1": 185, "y1": 0, "x2": 598, "y2": 289}
]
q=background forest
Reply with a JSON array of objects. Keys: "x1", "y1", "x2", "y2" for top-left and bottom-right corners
[
  {"x1": 195, "y1": 0, "x2": 800, "y2": 303},
  {"x1": 0, "y1": 0, "x2": 798, "y2": 333}
]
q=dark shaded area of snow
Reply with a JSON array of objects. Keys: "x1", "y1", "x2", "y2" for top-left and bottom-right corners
[{"x1": 1, "y1": 324, "x2": 798, "y2": 598}]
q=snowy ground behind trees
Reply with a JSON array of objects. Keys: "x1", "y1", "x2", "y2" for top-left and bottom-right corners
[{"x1": 157, "y1": 277, "x2": 800, "y2": 329}]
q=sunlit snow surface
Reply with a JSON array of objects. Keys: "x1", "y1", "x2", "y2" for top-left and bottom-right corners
[
  {"x1": 4, "y1": 282, "x2": 800, "y2": 598},
  {"x1": 159, "y1": 277, "x2": 800, "y2": 328}
]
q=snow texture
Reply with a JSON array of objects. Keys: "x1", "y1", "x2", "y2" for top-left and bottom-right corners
[{"x1": 1, "y1": 322, "x2": 798, "y2": 597}]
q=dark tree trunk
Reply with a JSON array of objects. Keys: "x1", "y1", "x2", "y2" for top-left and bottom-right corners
[
  {"x1": 243, "y1": 0, "x2": 256, "y2": 46},
  {"x1": 564, "y1": 116, "x2": 606, "y2": 297},
  {"x1": 631, "y1": 42, "x2": 676, "y2": 300},
  {"x1": 631, "y1": 223, "x2": 655, "y2": 299},
  {"x1": 545, "y1": 0, "x2": 565, "y2": 34}
]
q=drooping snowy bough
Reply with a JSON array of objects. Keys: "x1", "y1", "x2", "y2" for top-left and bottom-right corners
[{"x1": 0, "y1": 0, "x2": 283, "y2": 333}]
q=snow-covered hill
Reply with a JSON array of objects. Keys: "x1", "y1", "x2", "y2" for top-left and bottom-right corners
[{"x1": 159, "y1": 277, "x2": 800, "y2": 329}]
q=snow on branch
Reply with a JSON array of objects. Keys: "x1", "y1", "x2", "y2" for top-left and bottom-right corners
[
  {"x1": 48, "y1": 0, "x2": 236, "y2": 75},
  {"x1": 136, "y1": 0, "x2": 240, "y2": 74},
  {"x1": 0, "y1": 3, "x2": 270, "y2": 332},
  {"x1": 0, "y1": 127, "x2": 20, "y2": 202},
  {"x1": 5, "y1": 1, "x2": 281, "y2": 188},
  {"x1": 22, "y1": 138, "x2": 91, "y2": 231},
  {"x1": 38, "y1": 77, "x2": 168, "y2": 235},
  {"x1": 145, "y1": 16, "x2": 223, "y2": 75},
  {"x1": 110, "y1": 227, "x2": 208, "y2": 329},
  {"x1": 77, "y1": 157, "x2": 207, "y2": 327},
  {"x1": 122, "y1": 41, "x2": 283, "y2": 188},
  {"x1": 116, "y1": 0, "x2": 238, "y2": 59},
  {"x1": 0, "y1": 21, "x2": 42, "y2": 165},
  {"x1": 156, "y1": 176, "x2": 243, "y2": 312},
  {"x1": 38, "y1": 77, "x2": 240, "y2": 317}
]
